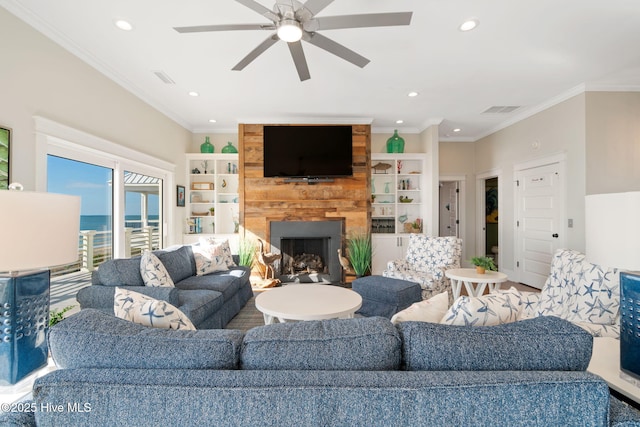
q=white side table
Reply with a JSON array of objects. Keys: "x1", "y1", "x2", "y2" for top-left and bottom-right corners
[
  {"x1": 255, "y1": 284, "x2": 362, "y2": 325},
  {"x1": 588, "y1": 337, "x2": 640, "y2": 405},
  {"x1": 445, "y1": 268, "x2": 508, "y2": 300}
]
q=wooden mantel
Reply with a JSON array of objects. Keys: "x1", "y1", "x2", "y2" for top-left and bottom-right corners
[{"x1": 238, "y1": 123, "x2": 371, "y2": 246}]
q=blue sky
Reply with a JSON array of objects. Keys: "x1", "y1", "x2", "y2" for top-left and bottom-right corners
[{"x1": 47, "y1": 156, "x2": 159, "y2": 216}]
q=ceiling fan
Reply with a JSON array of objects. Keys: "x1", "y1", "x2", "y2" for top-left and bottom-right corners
[{"x1": 174, "y1": 0, "x2": 413, "y2": 81}]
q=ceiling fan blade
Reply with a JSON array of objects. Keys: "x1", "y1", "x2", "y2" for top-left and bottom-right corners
[
  {"x1": 174, "y1": 23, "x2": 275, "y2": 33},
  {"x1": 302, "y1": 0, "x2": 334, "y2": 16},
  {"x1": 287, "y1": 41, "x2": 311, "y2": 81},
  {"x1": 305, "y1": 32, "x2": 369, "y2": 68},
  {"x1": 235, "y1": 0, "x2": 279, "y2": 22},
  {"x1": 314, "y1": 12, "x2": 412, "y2": 30},
  {"x1": 232, "y1": 34, "x2": 279, "y2": 71}
]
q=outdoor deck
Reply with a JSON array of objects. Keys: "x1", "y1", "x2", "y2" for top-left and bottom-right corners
[{"x1": 50, "y1": 270, "x2": 92, "y2": 316}]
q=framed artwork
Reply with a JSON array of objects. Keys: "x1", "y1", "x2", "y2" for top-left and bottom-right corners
[
  {"x1": 176, "y1": 185, "x2": 185, "y2": 207},
  {"x1": 0, "y1": 126, "x2": 10, "y2": 190}
]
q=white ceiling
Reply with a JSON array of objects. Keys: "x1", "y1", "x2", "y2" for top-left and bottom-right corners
[{"x1": 3, "y1": 0, "x2": 640, "y2": 140}]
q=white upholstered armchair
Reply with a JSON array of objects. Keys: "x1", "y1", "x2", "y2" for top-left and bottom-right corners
[{"x1": 383, "y1": 234, "x2": 462, "y2": 301}]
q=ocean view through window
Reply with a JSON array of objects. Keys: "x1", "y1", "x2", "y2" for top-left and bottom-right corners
[{"x1": 47, "y1": 156, "x2": 163, "y2": 274}]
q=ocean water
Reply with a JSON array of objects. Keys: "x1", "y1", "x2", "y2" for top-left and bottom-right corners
[{"x1": 80, "y1": 215, "x2": 159, "y2": 231}]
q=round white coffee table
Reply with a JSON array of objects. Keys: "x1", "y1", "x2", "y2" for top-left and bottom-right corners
[
  {"x1": 445, "y1": 268, "x2": 508, "y2": 300},
  {"x1": 255, "y1": 284, "x2": 363, "y2": 325}
]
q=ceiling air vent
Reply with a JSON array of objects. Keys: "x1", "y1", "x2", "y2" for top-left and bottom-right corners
[
  {"x1": 482, "y1": 106, "x2": 520, "y2": 114},
  {"x1": 152, "y1": 70, "x2": 175, "y2": 84}
]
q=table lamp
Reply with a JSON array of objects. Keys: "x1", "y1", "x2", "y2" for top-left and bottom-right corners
[
  {"x1": 0, "y1": 184, "x2": 80, "y2": 385},
  {"x1": 585, "y1": 191, "x2": 640, "y2": 380}
]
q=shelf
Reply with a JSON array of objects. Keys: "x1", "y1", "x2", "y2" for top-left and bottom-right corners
[{"x1": 185, "y1": 153, "x2": 239, "y2": 239}]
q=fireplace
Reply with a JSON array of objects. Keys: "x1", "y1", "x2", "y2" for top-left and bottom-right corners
[{"x1": 270, "y1": 220, "x2": 343, "y2": 284}]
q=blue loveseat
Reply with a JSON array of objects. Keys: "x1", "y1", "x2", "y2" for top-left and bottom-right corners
[
  {"x1": 3, "y1": 309, "x2": 640, "y2": 426},
  {"x1": 76, "y1": 244, "x2": 253, "y2": 329}
]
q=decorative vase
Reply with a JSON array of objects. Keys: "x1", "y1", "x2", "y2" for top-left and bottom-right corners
[
  {"x1": 386, "y1": 129, "x2": 405, "y2": 153},
  {"x1": 200, "y1": 136, "x2": 214, "y2": 153},
  {"x1": 476, "y1": 266, "x2": 486, "y2": 274},
  {"x1": 384, "y1": 182, "x2": 390, "y2": 193},
  {"x1": 221, "y1": 142, "x2": 238, "y2": 153}
]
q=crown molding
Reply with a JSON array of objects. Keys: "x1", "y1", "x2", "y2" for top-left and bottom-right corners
[{"x1": 2, "y1": 0, "x2": 192, "y2": 132}]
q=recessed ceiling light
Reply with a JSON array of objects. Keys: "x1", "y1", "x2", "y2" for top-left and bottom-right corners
[
  {"x1": 459, "y1": 18, "x2": 479, "y2": 32},
  {"x1": 407, "y1": 91, "x2": 419, "y2": 97},
  {"x1": 114, "y1": 19, "x2": 133, "y2": 31},
  {"x1": 396, "y1": 120, "x2": 404, "y2": 124},
  {"x1": 209, "y1": 119, "x2": 217, "y2": 123},
  {"x1": 453, "y1": 128, "x2": 461, "y2": 132},
  {"x1": 188, "y1": 91, "x2": 199, "y2": 97}
]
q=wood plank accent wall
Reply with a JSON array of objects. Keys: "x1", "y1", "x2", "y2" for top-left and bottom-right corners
[{"x1": 238, "y1": 124, "x2": 371, "y2": 246}]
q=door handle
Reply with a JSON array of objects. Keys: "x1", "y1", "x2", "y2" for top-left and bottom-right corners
[{"x1": 552, "y1": 233, "x2": 559, "y2": 238}]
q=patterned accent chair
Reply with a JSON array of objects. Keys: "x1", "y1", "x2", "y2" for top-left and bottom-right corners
[
  {"x1": 383, "y1": 234, "x2": 462, "y2": 302},
  {"x1": 518, "y1": 249, "x2": 620, "y2": 338}
]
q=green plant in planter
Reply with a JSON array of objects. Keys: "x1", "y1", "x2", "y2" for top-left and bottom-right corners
[
  {"x1": 469, "y1": 256, "x2": 497, "y2": 273},
  {"x1": 238, "y1": 238, "x2": 257, "y2": 268},
  {"x1": 49, "y1": 305, "x2": 75, "y2": 327},
  {"x1": 347, "y1": 232, "x2": 372, "y2": 277}
]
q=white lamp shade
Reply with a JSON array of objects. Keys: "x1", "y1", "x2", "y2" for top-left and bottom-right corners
[
  {"x1": 0, "y1": 190, "x2": 81, "y2": 272},
  {"x1": 585, "y1": 191, "x2": 640, "y2": 271}
]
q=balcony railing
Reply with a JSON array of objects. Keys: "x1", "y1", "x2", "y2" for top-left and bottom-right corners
[{"x1": 50, "y1": 225, "x2": 160, "y2": 277}]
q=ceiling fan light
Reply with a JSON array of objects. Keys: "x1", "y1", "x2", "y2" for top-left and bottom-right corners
[{"x1": 277, "y1": 19, "x2": 303, "y2": 42}]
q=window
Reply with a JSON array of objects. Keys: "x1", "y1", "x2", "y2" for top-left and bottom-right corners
[
  {"x1": 36, "y1": 117, "x2": 175, "y2": 272},
  {"x1": 47, "y1": 156, "x2": 114, "y2": 273}
]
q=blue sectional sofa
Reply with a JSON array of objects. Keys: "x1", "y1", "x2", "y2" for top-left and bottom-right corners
[
  {"x1": 76, "y1": 245, "x2": 253, "y2": 329},
  {"x1": 3, "y1": 309, "x2": 640, "y2": 426}
]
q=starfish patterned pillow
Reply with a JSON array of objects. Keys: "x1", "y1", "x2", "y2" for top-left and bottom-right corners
[
  {"x1": 114, "y1": 287, "x2": 195, "y2": 330},
  {"x1": 441, "y1": 288, "x2": 523, "y2": 326},
  {"x1": 140, "y1": 251, "x2": 175, "y2": 287}
]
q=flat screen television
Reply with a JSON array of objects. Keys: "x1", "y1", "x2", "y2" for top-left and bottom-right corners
[{"x1": 263, "y1": 125, "x2": 353, "y2": 178}]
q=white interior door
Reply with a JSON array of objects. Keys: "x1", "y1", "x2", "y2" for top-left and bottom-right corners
[
  {"x1": 439, "y1": 181, "x2": 459, "y2": 237},
  {"x1": 514, "y1": 161, "x2": 564, "y2": 289}
]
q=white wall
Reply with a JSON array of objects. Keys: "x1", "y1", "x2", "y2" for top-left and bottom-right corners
[
  {"x1": 0, "y1": 9, "x2": 191, "y2": 244},
  {"x1": 462, "y1": 94, "x2": 587, "y2": 272},
  {"x1": 439, "y1": 141, "x2": 476, "y2": 264},
  {"x1": 585, "y1": 91, "x2": 640, "y2": 194}
]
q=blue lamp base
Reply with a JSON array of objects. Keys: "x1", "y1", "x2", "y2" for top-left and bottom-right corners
[
  {"x1": 0, "y1": 270, "x2": 50, "y2": 385},
  {"x1": 621, "y1": 271, "x2": 640, "y2": 379}
]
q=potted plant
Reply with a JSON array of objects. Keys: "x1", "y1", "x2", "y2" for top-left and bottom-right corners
[
  {"x1": 347, "y1": 232, "x2": 372, "y2": 277},
  {"x1": 238, "y1": 238, "x2": 257, "y2": 268},
  {"x1": 470, "y1": 256, "x2": 497, "y2": 274},
  {"x1": 49, "y1": 305, "x2": 75, "y2": 327}
]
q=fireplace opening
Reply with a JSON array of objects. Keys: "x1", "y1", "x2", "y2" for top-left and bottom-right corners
[
  {"x1": 280, "y1": 238, "x2": 329, "y2": 280},
  {"x1": 270, "y1": 220, "x2": 343, "y2": 284}
]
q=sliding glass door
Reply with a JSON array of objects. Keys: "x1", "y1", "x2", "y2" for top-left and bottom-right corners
[
  {"x1": 47, "y1": 155, "x2": 114, "y2": 273},
  {"x1": 124, "y1": 171, "x2": 163, "y2": 256},
  {"x1": 47, "y1": 157, "x2": 165, "y2": 274}
]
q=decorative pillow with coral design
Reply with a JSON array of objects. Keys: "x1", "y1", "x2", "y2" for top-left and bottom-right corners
[
  {"x1": 114, "y1": 287, "x2": 195, "y2": 330},
  {"x1": 140, "y1": 251, "x2": 175, "y2": 287},
  {"x1": 192, "y1": 244, "x2": 229, "y2": 276},
  {"x1": 198, "y1": 237, "x2": 236, "y2": 267},
  {"x1": 440, "y1": 288, "x2": 523, "y2": 326}
]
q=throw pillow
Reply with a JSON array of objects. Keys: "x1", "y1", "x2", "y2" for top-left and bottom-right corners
[
  {"x1": 192, "y1": 244, "x2": 229, "y2": 276},
  {"x1": 198, "y1": 237, "x2": 236, "y2": 267},
  {"x1": 440, "y1": 287, "x2": 522, "y2": 326},
  {"x1": 140, "y1": 251, "x2": 175, "y2": 287},
  {"x1": 390, "y1": 291, "x2": 449, "y2": 325},
  {"x1": 114, "y1": 287, "x2": 195, "y2": 330}
]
